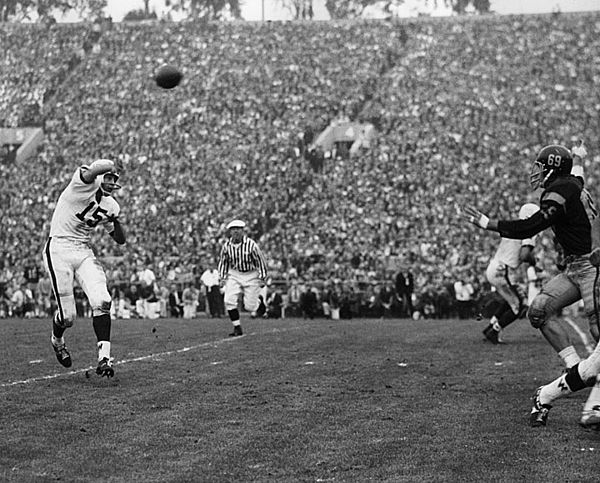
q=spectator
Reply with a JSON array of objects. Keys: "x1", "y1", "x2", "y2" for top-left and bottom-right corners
[
  {"x1": 395, "y1": 268, "x2": 415, "y2": 318},
  {"x1": 374, "y1": 282, "x2": 395, "y2": 319},
  {"x1": 265, "y1": 287, "x2": 283, "y2": 319},
  {"x1": 124, "y1": 284, "x2": 140, "y2": 318},
  {"x1": 300, "y1": 286, "x2": 318, "y2": 320},
  {"x1": 10, "y1": 283, "x2": 26, "y2": 318},
  {"x1": 200, "y1": 263, "x2": 223, "y2": 318},
  {"x1": 182, "y1": 283, "x2": 198, "y2": 319},
  {"x1": 168, "y1": 284, "x2": 183, "y2": 318},
  {"x1": 286, "y1": 280, "x2": 303, "y2": 317},
  {"x1": 138, "y1": 279, "x2": 159, "y2": 319},
  {"x1": 454, "y1": 277, "x2": 475, "y2": 319}
]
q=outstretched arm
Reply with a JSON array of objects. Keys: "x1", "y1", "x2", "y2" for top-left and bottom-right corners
[
  {"x1": 463, "y1": 206, "x2": 499, "y2": 232},
  {"x1": 82, "y1": 159, "x2": 117, "y2": 183},
  {"x1": 463, "y1": 205, "x2": 553, "y2": 239},
  {"x1": 571, "y1": 139, "x2": 587, "y2": 180}
]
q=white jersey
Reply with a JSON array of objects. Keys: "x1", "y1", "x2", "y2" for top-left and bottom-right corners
[
  {"x1": 49, "y1": 167, "x2": 120, "y2": 242},
  {"x1": 491, "y1": 235, "x2": 536, "y2": 269},
  {"x1": 491, "y1": 202, "x2": 539, "y2": 269}
]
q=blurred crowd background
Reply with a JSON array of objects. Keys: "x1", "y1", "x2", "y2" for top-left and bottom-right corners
[{"x1": 2, "y1": 12, "x2": 600, "y2": 320}]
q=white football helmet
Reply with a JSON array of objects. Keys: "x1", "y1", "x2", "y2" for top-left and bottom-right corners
[
  {"x1": 100, "y1": 171, "x2": 121, "y2": 195},
  {"x1": 518, "y1": 203, "x2": 539, "y2": 220}
]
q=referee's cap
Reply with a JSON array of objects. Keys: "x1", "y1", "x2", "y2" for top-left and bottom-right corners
[{"x1": 226, "y1": 219, "x2": 246, "y2": 230}]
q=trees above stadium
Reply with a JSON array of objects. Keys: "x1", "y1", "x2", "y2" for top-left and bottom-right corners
[
  {"x1": 0, "y1": 0, "x2": 242, "y2": 22},
  {"x1": 0, "y1": 0, "x2": 490, "y2": 23},
  {"x1": 163, "y1": 0, "x2": 242, "y2": 20},
  {"x1": 0, "y1": 0, "x2": 106, "y2": 22},
  {"x1": 277, "y1": 0, "x2": 491, "y2": 19}
]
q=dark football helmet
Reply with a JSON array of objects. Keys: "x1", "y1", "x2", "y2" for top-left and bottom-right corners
[
  {"x1": 530, "y1": 144, "x2": 573, "y2": 190},
  {"x1": 100, "y1": 171, "x2": 121, "y2": 196}
]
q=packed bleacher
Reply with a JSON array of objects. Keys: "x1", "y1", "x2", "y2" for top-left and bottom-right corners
[{"x1": 2, "y1": 12, "x2": 600, "y2": 319}]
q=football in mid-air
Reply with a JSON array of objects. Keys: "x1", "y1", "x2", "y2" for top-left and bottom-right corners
[{"x1": 155, "y1": 65, "x2": 183, "y2": 89}]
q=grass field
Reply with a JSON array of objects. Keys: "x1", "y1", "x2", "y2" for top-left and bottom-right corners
[{"x1": 2, "y1": 315, "x2": 600, "y2": 482}]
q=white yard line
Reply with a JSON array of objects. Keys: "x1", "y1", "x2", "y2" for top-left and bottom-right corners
[
  {"x1": 563, "y1": 317, "x2": 596, "y2": 355},
  {"x1": 1, "y1": 333, "x2": 246, "y2": 388},
  {"x1": 1, "y1": 324, "x2": 307, "y2": 388}
]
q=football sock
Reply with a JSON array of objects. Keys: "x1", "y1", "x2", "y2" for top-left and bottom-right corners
[
  {"x1": 539, "y1": 373, "x2": 572, "y2": 406},
  {"x1": 228, "y1": 309, "x2": 240, "y2": 323},
  {"x1": 51, "y1": 334, "x2": 65, "y2": 347},
  {"x1": 92, "y1": 314, "x2": 111, "y2": 341},
  {"x1": 52, "y1": 314, "x2": 66, "y2": 338},
  {"x1": 492, "y1": 301, "x2": 510, "y2": 319},
  {"x1": 498, "y1": 307, "x2": 519, "y2": 329},
  {"x1": 540, "y1": 362, "x2": 590, "y2": 405},
  {"x1": 558, "y1": 346, "x2": 581, "y2": 369},
  {"x1": 97, "y1": 341, "x2": 111, "y2": 361}
]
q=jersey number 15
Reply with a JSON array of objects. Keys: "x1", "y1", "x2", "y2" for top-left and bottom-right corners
[{"x1": 76, "y1": 201, "x2": 108, "y2": 227}]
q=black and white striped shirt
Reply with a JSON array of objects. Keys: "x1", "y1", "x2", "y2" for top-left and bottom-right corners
[{"x1": 218, "y1": 236, "x2": 268, "y2": 280}]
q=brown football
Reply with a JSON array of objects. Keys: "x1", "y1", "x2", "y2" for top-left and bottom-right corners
[{"x1": 155, "y1": 65, "x2": 183, "y2": 89}]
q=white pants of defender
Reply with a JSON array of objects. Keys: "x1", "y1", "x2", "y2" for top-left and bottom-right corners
[
  {"x1": 223, "y1": 269, "x2": 262, "y2": 312},
  {"x1": 42, "y1": 237, "x2": 111, "y2": 322},
  {"x1": 485, "y1": 259, "x2": 522, "y2": 315}
]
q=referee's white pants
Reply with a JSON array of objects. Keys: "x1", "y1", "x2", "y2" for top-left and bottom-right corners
[{"x1": 224, "y1": 269, "x2": 261, "y2": 312}]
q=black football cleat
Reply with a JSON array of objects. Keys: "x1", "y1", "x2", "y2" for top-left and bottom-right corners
[
  {"x1": 229, "y1": 325, "x2": 243, "y2": 337},
  {"x1": 483, "y1": 325, "x2": 502, "y2": 344},
  {"x1": 52, "y1": 342, "x2": 72, "y2": 368},
  {"x1": 96, "y1": 357, "x2": 114, "y2": 378},
  {"x1": 530, "y1": 386, "x2": 552, "y2": 427}
]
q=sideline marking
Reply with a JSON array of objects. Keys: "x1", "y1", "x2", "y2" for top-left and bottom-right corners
[
  {"x1": 563, "y1": 317, "x2": 596, "y2": 355},
  {"x1": 1, "y1": 333, "x2": 247, "y2": 388}
]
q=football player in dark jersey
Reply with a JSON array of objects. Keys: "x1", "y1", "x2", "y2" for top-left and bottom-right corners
[{"x1": 464, "y1": 143, "x2": 600, "y2": 429}]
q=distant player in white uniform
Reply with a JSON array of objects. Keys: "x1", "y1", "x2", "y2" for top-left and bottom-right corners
[
  {"x1": 42, "y1": 159, "x2": 126, "y2": 377},
  {"x1": 218, "y1": 219, "x2": 268, "y2": 336},
  {"x1": 482, "y1": 202, "x2": 539, "y2": 344}
]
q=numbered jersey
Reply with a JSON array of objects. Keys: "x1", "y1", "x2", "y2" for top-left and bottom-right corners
[
  {"x1": 540, "y1": 176, "x2": 597, "y2": 257},
  {"x1": 49, "y1": 167, "x2": 120, "y2": 242}
]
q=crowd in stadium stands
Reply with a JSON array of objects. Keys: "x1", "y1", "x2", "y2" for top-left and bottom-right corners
[{"x1": 2, "y1": 12, "x2": 600, "y2": 319}]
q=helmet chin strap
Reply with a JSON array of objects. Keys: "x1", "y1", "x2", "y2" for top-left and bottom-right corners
[
  {"x1": 541, "y1": 168, "x2": 555, "y2": 188},
  {"x1": 100, "y1": 183, "x2": 121, "y2": 196}
]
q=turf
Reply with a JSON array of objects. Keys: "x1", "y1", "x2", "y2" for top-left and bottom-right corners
[{"x1": 1, "y1": 316, "x2": 600, "y2": 482}]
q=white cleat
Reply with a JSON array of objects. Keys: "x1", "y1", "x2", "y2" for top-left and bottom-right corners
[{"x1": 579, "y1": 406, "x2": 600, "y2": 430}]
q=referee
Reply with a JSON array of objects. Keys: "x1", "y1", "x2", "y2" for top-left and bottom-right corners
[{"x1": 218, "y1": 219, "x2": 268, "y2": 336}]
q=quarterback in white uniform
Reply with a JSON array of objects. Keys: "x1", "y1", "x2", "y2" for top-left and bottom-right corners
[
  {"x1": 42, "y1": 159, "x2": 125, "y2": 377},
  {"x1": 482, "y1": 202, "x2": 539, "y2": 343}
]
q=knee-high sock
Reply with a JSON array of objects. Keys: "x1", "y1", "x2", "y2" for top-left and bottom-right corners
[{"x1": 228, "y1": 309, "x2": 240, "y2": 325}]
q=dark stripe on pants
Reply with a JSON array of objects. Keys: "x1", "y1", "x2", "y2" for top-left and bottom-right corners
[
  {"x1": 502, "y1": 265, "x2": 523, "y2": 310},
  {"x1": 44, "y1": 238, "x2": 64, "y2": 322}
]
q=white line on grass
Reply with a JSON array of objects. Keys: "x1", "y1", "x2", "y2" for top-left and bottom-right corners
[
  {"x1": 1, "y1": 333, "x2": 247, "y2": 388},
  {"x1": 563, "y1": 316, "x2": 596, "y2": 355}
]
